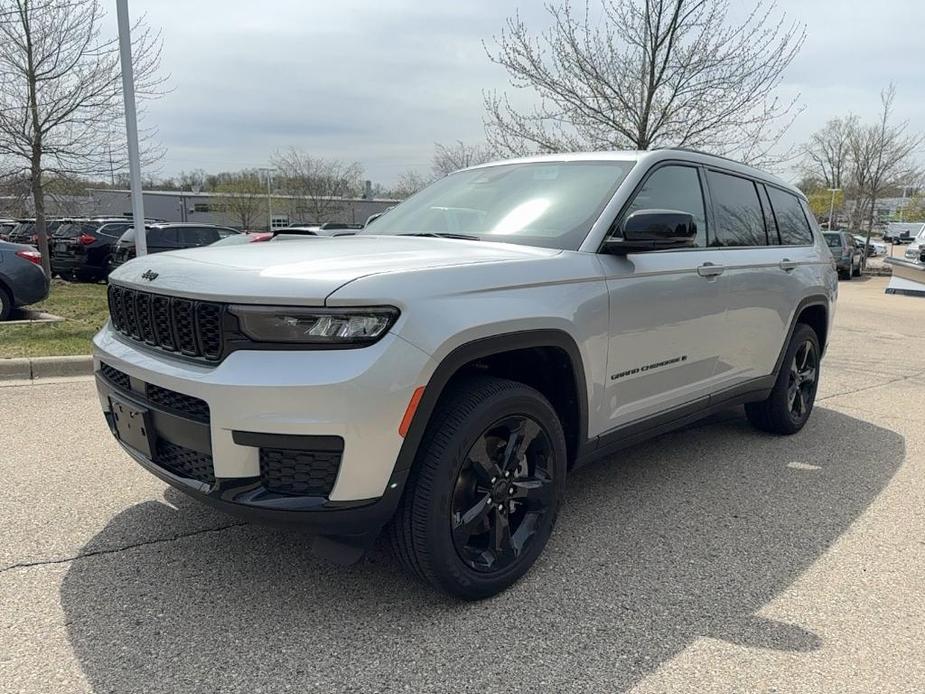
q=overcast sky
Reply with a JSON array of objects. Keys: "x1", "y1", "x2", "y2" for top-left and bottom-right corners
[{"x1": 120, "y1": 0, "x2": 925, "y2": 185}]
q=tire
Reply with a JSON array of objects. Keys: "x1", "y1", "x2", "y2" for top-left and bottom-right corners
[
  {"x1": 0, "y1": 285, "x2": 11, "y2": 321},
  {"x1": 389, "y1": 376, "x2": 567, "y2": 600},
  {"x1": 843, "y1": 266, "x2": 852, "y2": 281},
  {"x1": 745, "y1": 323, "x2": 820, "y2": 435}
]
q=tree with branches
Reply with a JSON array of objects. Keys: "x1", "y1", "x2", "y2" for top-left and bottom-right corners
[
  {"x1": 212, "y1": 170, "x2": 266, "y2": 230},
  {"x1": 0, "y1": 0, "x2": 165, "y2": 276},
  {"x1": 848, "y1": 85, "x2": 922, "y2": 249},
  {"x1": 271, "y1": 148, "x2": 362, "y2": 223},
  {"x1": 483, "y1": 0, "x2": 805, "y2": 166},
  {"x1": 432, "y1": 140, "x2": 494, "y2": 177}
]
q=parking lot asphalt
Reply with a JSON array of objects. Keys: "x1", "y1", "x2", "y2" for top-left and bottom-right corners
[{"x1": 1, "y1": 276, "x2": 923, "y2": 693}]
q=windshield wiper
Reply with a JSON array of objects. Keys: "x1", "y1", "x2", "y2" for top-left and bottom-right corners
[{"x1": 399, "y1": 232, "x2": 481, "y2": 241}]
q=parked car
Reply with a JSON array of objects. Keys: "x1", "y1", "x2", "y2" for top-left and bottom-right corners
[
  {"x1": 109, "y1": 223, "x2": 241, "y2": 271},
  {"x1": 823, "y1": 231, "x2": 863, "y2": 279},
  {"x1": 6, "y1": 220, "x2": 35, "y2": 244},
  {"x1": 210, "y1": 231, "x2": 273, "y2": 247},
  {"x1": 0, "y1": 219, "x2": 17, "y2": 241},
  {"x1": 0, "y1": 240, "x2": 49, "y2": 320},
  {"x1": 95, "y1": 149, "x2": 837, "y2": 598},
  {"x1": 886, "y1": 225, "x2": 925, "y2": 296},
  {"x1": 883, "y1": 222, "x2": 925, "y2": 244},
  {"x1": 51, "y1": 218, "x2": 140, "y2": 281},
  {"x1": 851, "y1": 234, "x2": 887, "y2": 257}
]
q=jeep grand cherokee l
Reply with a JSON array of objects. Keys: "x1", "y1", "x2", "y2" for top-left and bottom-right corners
[{"x1": 94, "y1": 149, "x2": 837, "y2": 599}]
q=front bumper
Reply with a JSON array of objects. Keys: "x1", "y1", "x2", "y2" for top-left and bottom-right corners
[{"x1": 93, "y1": 325, "x2": 434, "y2": 512}]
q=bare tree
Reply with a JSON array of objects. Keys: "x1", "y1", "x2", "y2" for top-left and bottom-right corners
[
  {"x1": 389, "y1": 169, "x2": 432, "y2": 199},
  {"x1": 432, "y1": 141, "x2": 494, "y2": 177},
  {"x1": 212, "y1": 170, "x2": 266, "y2": 230},
  {"x1": 848, "y1": 85, "x2": 922, "y2": 247},
  {"x1": 271, "y1": 148, "x2": 362, "y2": 223},
  {"x1": 0, "y1": 0, "x2": 165, "y2": 275},
  {"x1": 483, "y1": 0, "x2": 805, "y2": 166},
  {"x1": 800, "y1": 116, "x2": 857, "y2": 190}
]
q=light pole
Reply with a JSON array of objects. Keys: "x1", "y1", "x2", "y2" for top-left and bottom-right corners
[
  {"x1": 116, "y1": 0, "x2": 147, "y2": 255},
  {"x1": 827, "y1": 187, "x2": 841, "y2": 231},
  {"x1": 258, "y1": 167, "x2": 275, "y2": 231}
]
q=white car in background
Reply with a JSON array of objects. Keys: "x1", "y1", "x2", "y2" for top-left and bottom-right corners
[{"x1": 852, "y1": 234, "x2": 887, "y2": 257}]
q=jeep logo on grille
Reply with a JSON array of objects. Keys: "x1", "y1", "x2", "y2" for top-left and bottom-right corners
[{"x1": 140, "y1": 270, "x2": 159, "y2": 281}]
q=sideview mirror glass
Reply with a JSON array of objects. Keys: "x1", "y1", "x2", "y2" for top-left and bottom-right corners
[{"x1": 603, "y1": 209, "x2": 697, "y2": 254}]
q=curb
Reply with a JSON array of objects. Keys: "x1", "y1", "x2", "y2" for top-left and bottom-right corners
[{"x1": 0, "y1": 355, "x2": 93, "y2": 383}]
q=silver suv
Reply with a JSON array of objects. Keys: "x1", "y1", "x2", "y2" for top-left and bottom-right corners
[{"x1": 93, "y1": 149, "x2": 837, "y2": 599}]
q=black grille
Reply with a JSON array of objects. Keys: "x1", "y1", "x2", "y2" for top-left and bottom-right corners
[
  {"x1": 108, "y1": 285, "x2": 224, "y2": 361},
  {"x1": 260, "y1": 448, "x2": 341, "y2": 497},
  {"x1": 145, "y1": 383, "x2": 210, "y2": 423},
  {"x1": 99, "y1": 362, "x2": 131, "y2": 392},
  {"x1": 154, "y1": 439, "x2": 214, "y2": 485}
]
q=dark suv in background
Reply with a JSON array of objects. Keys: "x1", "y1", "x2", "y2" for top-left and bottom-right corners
[
  {"x1": 8, "y1": 218, "x2": 70, "y2": 245},
  {"x1": 823, "y1": 231, "x2": 864, "y2": 280},
  {"x1": 51, "y1": 218, "x2": 133, "y2": 281},
  {"x1": 109, "y1": 223, "x2": 240, "y2": 271}
]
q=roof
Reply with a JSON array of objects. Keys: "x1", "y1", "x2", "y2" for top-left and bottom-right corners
[{"x1": 465, "y1": 149, "x2": 801, "y2": 199}]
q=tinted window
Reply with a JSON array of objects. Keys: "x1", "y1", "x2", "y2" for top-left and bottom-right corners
[
  {"x1": 823, "y1": 233, "x2": 842, "y2": 248},
  {"x1": 146, "y1": 228, "x2": 179, "y2": 247},
  {"x1": 97, "y1": 222, "x2": 133, "y2": 238},
  {"x1": 624, "y1": 165, "x2": 707, "y2": 246},
  {"x1": 706, "y1": 171, "x2": 767, "y2": 246},
  {"x1": 179, "y1": 227, "x2": 220, "y2": 246},
  {"x1": 767, "y1": 188, "x2": 813, "y2": 245}
]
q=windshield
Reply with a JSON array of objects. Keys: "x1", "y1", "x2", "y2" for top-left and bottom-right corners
[{"x1": 364, "y1": 160, "x2": 635, "y2": 250}]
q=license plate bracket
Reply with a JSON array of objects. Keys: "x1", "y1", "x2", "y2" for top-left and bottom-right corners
[{"x1": 109, "y1": 395, "x2": 155, "y2": 458}]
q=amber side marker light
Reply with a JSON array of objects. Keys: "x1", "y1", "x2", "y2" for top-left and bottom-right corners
[{"x1": 399, "y1": 386, "x2": 426, "y2": 438}]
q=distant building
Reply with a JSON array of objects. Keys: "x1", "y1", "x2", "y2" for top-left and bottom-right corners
[
  {"x1": 87, "y1": 189, "x2": 400, "y2": 229},
  {"x1": 0, "y1": 189, "x2": 400, "y2": 228}
]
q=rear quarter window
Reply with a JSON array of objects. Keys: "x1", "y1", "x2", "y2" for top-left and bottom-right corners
[{"x1": 768, "y1": 188, "x2": 814, "y2": 245}]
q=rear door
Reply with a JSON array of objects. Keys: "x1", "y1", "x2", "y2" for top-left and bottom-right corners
[
  {"x1": 598, "y1": 162, "x2": 732, "y2": 430},
  {"x1": 708, "y1": 173, "x2": 816, "y2": 390}
]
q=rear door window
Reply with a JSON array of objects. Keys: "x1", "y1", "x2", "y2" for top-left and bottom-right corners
[
  {"x1": 767, "y1": 187, "x2": 814, "y2": 245},
  {"x1": 180, "y1": 227, "x2": 220, "y2": 246},
  {"x1": 146, "y1": 228, "x2": 179, "y2": 247},
  {"x1": 97, "y1": 223, "x2": 133, "y2": 238},
  {"x1": 705, "y1": 171, "x2": 767, "y2": 246}
]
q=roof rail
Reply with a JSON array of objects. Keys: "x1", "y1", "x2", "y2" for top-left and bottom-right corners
[{"x1": 654, "y1": 147, "x2": 747, "y2": 166}]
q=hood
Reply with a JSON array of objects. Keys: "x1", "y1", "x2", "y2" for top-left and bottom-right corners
[{"x1": 108, "y1": 234, "x2": 560, "y2": 304}]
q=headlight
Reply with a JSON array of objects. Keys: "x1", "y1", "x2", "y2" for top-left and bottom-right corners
[{"x1": 229, "y1": 305, "x2": 399, "y2": 345}]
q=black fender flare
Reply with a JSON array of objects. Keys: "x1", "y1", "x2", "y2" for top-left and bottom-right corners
[
  {"x1": 772, "y1": 295, "x2": 830, "y2": 378},
  {"x1": 393, "y1": 329, "x2": 589, "y2": 474}
]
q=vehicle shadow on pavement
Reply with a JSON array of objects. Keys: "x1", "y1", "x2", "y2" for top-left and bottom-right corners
[{"x1": 60, "y1": 407, "x2": 904, "y2": 693}]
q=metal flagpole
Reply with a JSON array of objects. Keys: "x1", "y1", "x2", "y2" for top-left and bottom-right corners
[{"x1": 116, "y1": 0, "x2": 147, "y2": 255}]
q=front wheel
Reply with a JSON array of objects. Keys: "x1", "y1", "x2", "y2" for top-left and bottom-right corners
[
  {"x1": 0, "y1": 285, "x2": 11, "y2": 321},
  {"x1": 745, "y1": 323, "x2": 820, "y2": 435},
  {"x1": 390, "y1": 376, "x2": 567, "y2": 599}
]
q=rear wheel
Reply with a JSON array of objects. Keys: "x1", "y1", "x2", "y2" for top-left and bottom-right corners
[
  {"x1": 390, "y1": 376, "x2": 566, "y2": 599},
  {"x1": 745, "y1": 323, "x2": 820, "y2": 435},
  {"x1": 0, "y1": 285, "x2": 11, "y2": 321}
]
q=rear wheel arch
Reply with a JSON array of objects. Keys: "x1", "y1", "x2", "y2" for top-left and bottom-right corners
[
  {"x1": 394, "y1": 330, "x2": 589, "y2": 473},
  {"x1": 773, "y1": 297, "x2": 829, "y2": 377}
]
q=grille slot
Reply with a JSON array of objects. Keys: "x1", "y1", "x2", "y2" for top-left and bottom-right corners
[
  {"x1": 99, "y1": 362, "x2": 131, "y2": 392},
  {"x1": 154, "y1": 439, "x2": 214, "y2": 485},
  {"x1": 260, "y1": 448, "x2": 342, "y2": 497},
  {"x1": 145, "y1": 383, "x2": 210, "y2": 423},
  {"x1": 107, "y1": 285, "x2": 224, "y2": 361}
]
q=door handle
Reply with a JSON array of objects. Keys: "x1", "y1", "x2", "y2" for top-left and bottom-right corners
[
  {"x1": 779, "y1": 258, "x2": 798, "y2": 271},
  {"x1": 697, "y1": 262, "x2": 725, "y2": 277}
]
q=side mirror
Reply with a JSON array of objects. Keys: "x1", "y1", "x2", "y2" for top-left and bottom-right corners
[{"x1": 602, "y1": 209, "x2": 697, "y2": 254}]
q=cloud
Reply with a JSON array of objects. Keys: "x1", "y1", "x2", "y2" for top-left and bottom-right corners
[{"x1": 120, "y1": 0, "x2": 925, "y2": 184}]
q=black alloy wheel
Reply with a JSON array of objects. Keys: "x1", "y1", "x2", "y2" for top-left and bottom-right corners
[
  {"x1": 390, "y1": 376, "x2": 566, "y2": 599},
  {"x1": 745, "y1": 323, "x2": 821, "y2": 435},
  {"x1": 787, "y1": 340, "x2": 817, "y2": 420},
  {"x1": 451, "y1": 415, "x2": 554, "y2": 573}
]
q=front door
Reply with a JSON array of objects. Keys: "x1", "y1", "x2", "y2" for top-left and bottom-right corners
[{"x1": 597, "y1": 163, "x2": 731, "y2": 432}]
